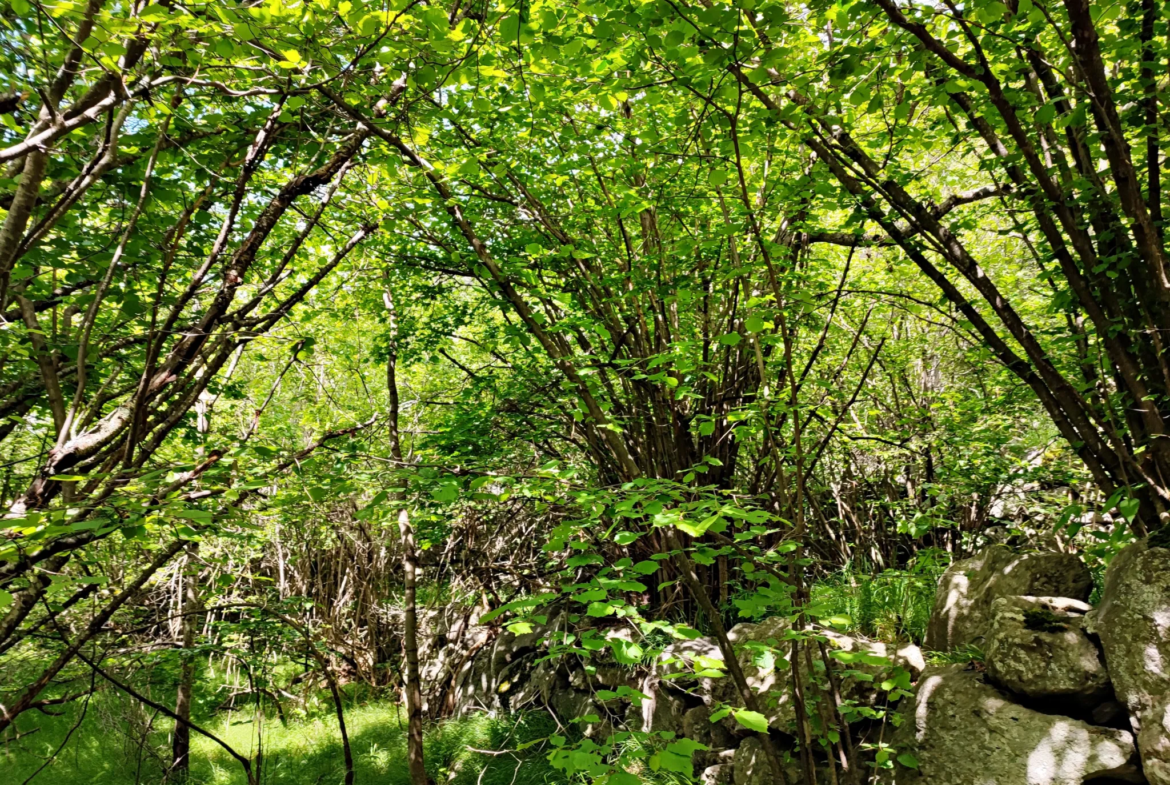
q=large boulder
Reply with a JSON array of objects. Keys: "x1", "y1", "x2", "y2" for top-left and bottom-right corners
[
  {"x1": 1139, "y1": 695, "x2": 1170, "y2": 785},
  {"x1": 1087, "y1": 539, "x2": 1170, "y2": 782},
  {"x1": 984, "y1": 595, "x2": 1112, "y2": 710},
  {"x1": 889, "y1": 665, "x2": 1142, "y2": 785},
  {"x1": 925, "y1": 546, "x2": 1093, "y2": 652}
]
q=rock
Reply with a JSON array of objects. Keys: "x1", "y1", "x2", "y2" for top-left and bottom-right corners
[
  {"x1": 712, "y1": 618, "x2": 924, "y2": 735},
  {"x1": 984, "y1": 595, "x2": 1112, "y2": 709},
  {"x1": 1089, "y1": 539, "x2": 1170, "y2": 782},
  {"x1": 732, "y1": 737, "x2": 768, "y2": 785},
  {"x1": 549, "y1": 688, "x2": 611, "y2": 739},
  {"x1": 658, "y1": 636, "x2": 727, "y2": 703},
  {"x1": 925, "y1": 546, "x2": 1093, "y2": 652},
  {"x1": 682, "y1": 705, "x2": 735, "y2": 751},
  {"x1": 890, "y1": 665, "x2": 1142, "y2": 785},
  {"x1": 1089, "y1": 539, "x2": 1170, "y2": 719},
  {"x1": 700, "y1": 763, "x2": 734, "y2": 785},
  {"x1": 645, "y1": 684, "x2": 686, "y2": 734},
  {"x1": 1139, "y1": 694, "x2": 1170, "y2": 785},
  {"x1": 508, "y1": 657, "x2": 564, "y2": 709},
  {"x1": 732, "y1": 736, "x2": 826, "y2": 785}
]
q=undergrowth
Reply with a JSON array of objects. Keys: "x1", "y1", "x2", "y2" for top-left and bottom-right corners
[
  {"x1": 808, "y1": 553, "x2": 948, "y2": 643},
  {"x1": 0, "y1": 683, "x2": 562, "y2": 785}
]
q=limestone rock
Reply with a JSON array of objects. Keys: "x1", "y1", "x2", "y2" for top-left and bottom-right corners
[
  {"x1": 642, "y1": 683, "x2": 687, "y2": 734},
  {"x1": 549, "y1": 688, "x2": 612, "y2": 739},
  {"x1": 890, "y1": 665, "x2": 1142, "y2": 785},
  {"x1": 658, "y1": 637, "x2": 727, "y2": 705},
  {"x1": 682, "y1": 705, "x2": 735, "y2": 751},
  {"x1": 1089, "y1": 539, "x2": 1170, "y2": 782},
  {"x1": 925, "y1": 546, "x2": 1092, "y2": 652},
  {"x1": 984, "y1": 595, "x2": 1112, "y2": 709},
  {"x1": 732, "y1": 737, "x2": 826, "y2": 785},
  {"x1": 1089, "y1": 539, "x2": 1170, "y2": 720},
  {"x1": 1138, "y1": 694, "x2": 1170, "y2": 785},
  {"x1": 699, "y1": 763, "x2": 734, "y2": 785},
  {"x1": 711, "y1": 617, "x2": 924, "y2": 735},
  {"x1": 731, "y1": 737, "x2": 768, "y2": 785}
]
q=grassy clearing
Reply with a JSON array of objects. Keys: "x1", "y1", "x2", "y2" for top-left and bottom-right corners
[{"x1": 0, "y1": 687, "x2": 561, "y2": 785}]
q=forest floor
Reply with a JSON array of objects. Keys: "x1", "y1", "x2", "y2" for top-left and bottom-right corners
[
  {"x1": 0, "y1": 564, "x2": 946, "y2": 785},
  {"x1": 0, "y1": 692, "x2": 561, "y2": 785}
]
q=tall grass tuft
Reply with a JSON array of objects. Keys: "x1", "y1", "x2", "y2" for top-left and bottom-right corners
[{"x1": 810, "y1": 551, "x2": 948, "y2": 643}]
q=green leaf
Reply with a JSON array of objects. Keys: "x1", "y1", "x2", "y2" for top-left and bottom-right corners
[
  {"x1": 1119, "y1": 496, "x2": 1140, "y2": 521},
  {"x1": 608, "y1": 637, "x2": 644, "y2": 664},
  {"x1": 718, "y1": 332, "x2": 741, "y2": 346},
  {"x1": 432, "y1": 484, "x2": 459, "y2": 503},
  {"x1": 897, "y1": 753, "x2": 920, "y2": 769},
  {"x1": 733, "y1": 709, "x2": 769, "y2": 733}
]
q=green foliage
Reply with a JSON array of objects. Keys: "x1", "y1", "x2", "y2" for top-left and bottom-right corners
[
  {"x1": 810, "y1": 555, "x2": 948, "y2": 644},
  {"x1": 0, "y1": 681, "x2": 559, "y2": 785}
]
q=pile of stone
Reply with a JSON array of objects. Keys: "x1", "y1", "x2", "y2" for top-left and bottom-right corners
[
  {"x1": 427, "y1": 539, "x2": 1170, "y2": 785},
  {"x1": 894, "y1": 541, "x2": 1169, "y2": 785}
]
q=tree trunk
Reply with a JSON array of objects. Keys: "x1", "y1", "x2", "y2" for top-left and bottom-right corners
[
  {"x1": 385, "y1": 284, "x2": 428, "y2": 785},
  {"x1": 171, "y1": 548, "x2": 200, "y2": 781}
]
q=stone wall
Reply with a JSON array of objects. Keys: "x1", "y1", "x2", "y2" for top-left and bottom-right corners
[{"x1": 427, "y1": 539, "x2": 1170, "y2": 784}]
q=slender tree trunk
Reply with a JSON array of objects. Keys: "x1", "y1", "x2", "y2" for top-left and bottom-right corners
[
  {"x1": 171, "y1": 548, "x2": 200, "y2": 781},
  {"x1": 385, "y1": 284, "x2": 428, "y2": 785}
]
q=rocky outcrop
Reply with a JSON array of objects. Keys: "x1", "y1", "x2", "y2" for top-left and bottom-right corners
[
  {"x1": 925, "y1": 546, "x2": 1093, "y2": 652},
  {"x1": 984, "y1": 595, "x2": 1112, "y2": 710},
  {"x1": 1088, "y1": 539, "x2": 1170, "y2": 783},
  {"x1": 891, "y1": 665, "x2": 1142, "y2": 785}
]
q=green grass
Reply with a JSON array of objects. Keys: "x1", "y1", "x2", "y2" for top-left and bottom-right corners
[
  {"x1": 0, "y1": 686, "x2": 562, "y2": 785},
  {"x1": 809, "y1": 555, "x2": 947, "y2": 644}
]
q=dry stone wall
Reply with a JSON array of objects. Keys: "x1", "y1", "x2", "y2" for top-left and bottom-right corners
[{"x1": 426, "y1": 539, "x2": 1170, "y2": 784}]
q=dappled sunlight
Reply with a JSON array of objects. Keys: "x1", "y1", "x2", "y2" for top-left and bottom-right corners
[
  {"x1": 914, "y1": 673, "x2": 944, "y2": 742},
  {"x1": 1143, "y1": 642, "x2": 1166, "y2": 681}
]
